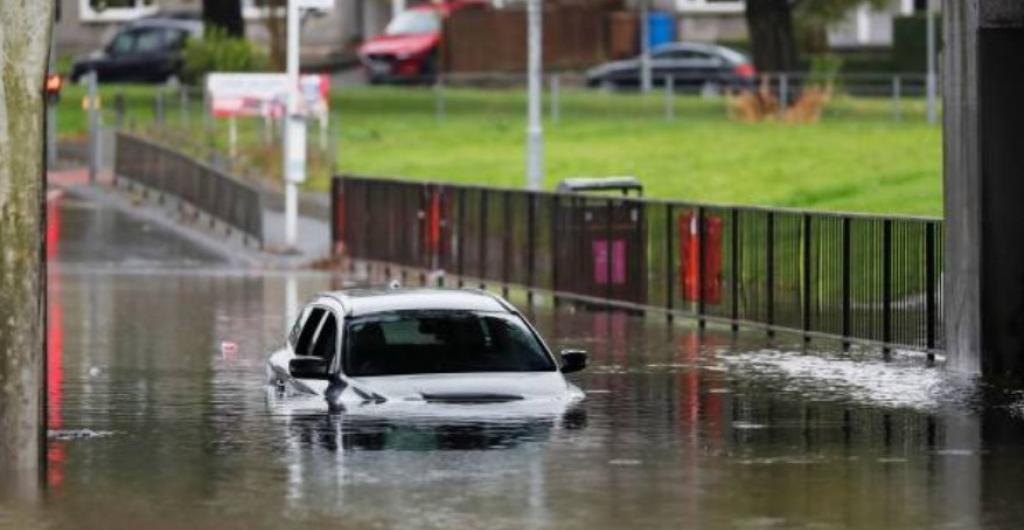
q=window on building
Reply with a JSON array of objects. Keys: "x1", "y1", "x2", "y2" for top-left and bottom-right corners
[{"x1": 79, "y1": 0, "x2": 158, "y2": 22}]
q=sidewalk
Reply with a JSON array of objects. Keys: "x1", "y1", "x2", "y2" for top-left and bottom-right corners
[{"x1": 47, "y1": 167, "x2": 331, "y2": 269}]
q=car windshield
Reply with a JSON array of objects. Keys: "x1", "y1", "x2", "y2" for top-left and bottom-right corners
[
  {"x1": 384, "y1": 10, "x2": 440, "y2": 36},
  {"x1": 344, "y1": 311, "x2": 556, "y2": 376}
]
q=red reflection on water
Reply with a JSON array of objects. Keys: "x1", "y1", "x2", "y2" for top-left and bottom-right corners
[{"x1": 46, "y1": 191, "x2": 65, "y2": 491}]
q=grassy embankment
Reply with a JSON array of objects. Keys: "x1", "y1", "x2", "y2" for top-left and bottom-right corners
[{"x1": 56, "y1": 84, "x2": 942, "y2": 216}]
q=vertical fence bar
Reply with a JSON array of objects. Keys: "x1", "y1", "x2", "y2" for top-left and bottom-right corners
[
  {"x1": 666, "y1": 203, "x2": 674, "y2": 321},
  {"x1": 527, "y1": 193, "x2": 537, "y2": 303},
  {"x1": 457, "y1": 187, "x2": 466, "y2": 287},
  {"x1": 478, "y1": 189, "x2": 488, "y2": 289},
  {"x1": 842, "y1": 217, "x2": 852, "y2": 348},
  {"x1": 802, "y1": 213, "x2": 812, "y2": 340},
  {"x1": 779, "y1": 74, "x2": 789, "y2": 116},
  {"x1": 731, "y1": 208, "x2": 739, "y2": 330},
  {"x1": 892, "y1": 75, "x2": 902, "y2": 122},
  {"x1": 882, "y1": 219, "x2": 893, "y2": 352},
  {"x1": 550, "y1": 74, "x2": 560, "y2": 123},
  {"x1": 606, "y1": 198, "x2": 614, "y2": 302},
  {"x1": 926, "y1": 222, "x2": 937, "y2": 358},
  {"x1": 766, "y1": 211, "x2": 775, "y2": 335},
  {"x1": 697, "y1": 206, "x2": 706, "y2": 325},
  {"x1": 502, "y1": 190, "x2": 511, "y2": 298}
]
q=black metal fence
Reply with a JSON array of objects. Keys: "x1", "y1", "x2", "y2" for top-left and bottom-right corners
[
  {"x1": 332, "y1": 175, "x2": 944, "y2": 354},
  {"x1": 114, "y1": 132, "x2": 264, "y2": 246}
]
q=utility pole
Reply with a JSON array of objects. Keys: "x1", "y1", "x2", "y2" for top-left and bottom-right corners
[
  {"x1": 283, "y1": 0, "x2": 307, "y2": 249},
  {"x1": 525, "y1": 0, "x2": 543, "y2": 190},
  {"x1": 640, "y1": 0, "x2": 652, "y2": 93},
  {"x1": 926, "y1": 0, "x2": 938, "y2": 125}
]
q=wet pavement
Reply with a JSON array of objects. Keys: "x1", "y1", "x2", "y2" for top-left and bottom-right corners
[{"x1": 4, "y1": 195, "x2": 1024, "y2": 529}]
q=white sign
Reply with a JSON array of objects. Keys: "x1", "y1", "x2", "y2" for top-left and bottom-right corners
[
  {"x1": 296, "y1": 0, "x2": 334, "y2": 10},
  {"x1": 206, "y1": 73, "x2": 329, "y2": 119}
]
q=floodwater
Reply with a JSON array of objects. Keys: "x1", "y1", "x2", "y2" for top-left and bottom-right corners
[{"x1": 4, "y1": 194, "x2": 1024, "y2": 529}]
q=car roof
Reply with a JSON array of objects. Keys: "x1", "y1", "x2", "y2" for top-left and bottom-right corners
[
  {"x1": 652, "y1": 41, "x2": 748, "y2": 63},
  {"x1": 124, "y1": 17, "x2": 203, "y2": 35},
  {"x1": 321, "y1": 288, "x2": 513, "y2": 317}
]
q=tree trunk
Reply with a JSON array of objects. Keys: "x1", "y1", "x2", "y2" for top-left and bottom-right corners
[
  {"x1": 745, "y1": 0, "x2": 799, "y2": 73},
  {"x1": 0, "y1": 0, "x2": 53, "y2": 499},
  {"x1": 202, "y1": 0, "x2": 245, "y2": 38}
]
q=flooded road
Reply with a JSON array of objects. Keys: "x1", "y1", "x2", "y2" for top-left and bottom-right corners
[{"x1": 5, "y1": 194, "x2": 1024, "y2": 529}]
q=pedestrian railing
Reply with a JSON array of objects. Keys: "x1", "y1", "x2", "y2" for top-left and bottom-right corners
[
  {"x1": 114, "y1": 132, "x2": 264, "y2": 247},
  {"x1": 332, "y1": 175, "x2": 944, "y2": 355}
]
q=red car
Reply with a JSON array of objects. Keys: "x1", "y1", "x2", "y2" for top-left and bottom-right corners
[{"x1": 358, "y1": 1, "x2": 483, "y2": 84}]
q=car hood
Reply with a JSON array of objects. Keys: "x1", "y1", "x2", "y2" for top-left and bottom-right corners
[
  {"x1": 358, "y1": 33, "x2": 439, "y2": 57},
  {"x1": 351, "y1": 372, "x2": 576, "y2": 401}
]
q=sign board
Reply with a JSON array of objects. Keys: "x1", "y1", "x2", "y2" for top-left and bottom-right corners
[
  {"x1": 296, "y1": 0, "x2": 335, "y2": 9},
  {"x1": 206, "y1": 73, "x2": 329, "y2": 119}
]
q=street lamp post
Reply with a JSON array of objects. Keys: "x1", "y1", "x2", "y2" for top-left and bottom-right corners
[
  {"x1": 283, "y1": 0, "x2": 307, "y2": 249},
  {"x1": 525, "y1": 0, "x2": 543, "y2": 190}
]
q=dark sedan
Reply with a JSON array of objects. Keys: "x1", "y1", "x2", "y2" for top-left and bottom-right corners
[
  {"x1": 71, "y1": 18, "x2": 201, "y2": 84},
  {"x1": 586, "y1": 42, "x2": 756, "y2": 93}
]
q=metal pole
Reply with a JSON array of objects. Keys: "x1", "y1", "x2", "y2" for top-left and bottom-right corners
[
  {"x1": 639, "y1": 0, "x2": 652, "y2": 93},
  {"x1": 664, "y1": 75, "x2": 674, "y2": 121},
  {"x1": 926, "y1": 0, "x2": 938, "y2": 125},
  {"x1": 87, "y1": 70, "x2": 100, "y2": 184},
  {"x1": 525, "y1": 0, "x2": 544, "y2": 190},
  {"x1": 180, "y1": 86, "x2": 188, "y2": 128},
  {"x1": 155, "y1": 88, "x2": 164, "y2": 125},
  {"x1": 229, "y1": 115, "x2": 238, "y2": 159},
  {"x1": 46, "y1": 100, "x2": 57, "y2": 167},
  {"x1": 550, "y1": 73, "x2": 560, "y2": 124},
  {"x1": 434, "y1": 74, "x2": 445, "y2": 121},
  {"x1": 283, "y1": 0, "x2": 306, "y2": 249},
  {"x1": 779, "y1": 73, "x2": 789, "y2": 116},
  {"x1": 892, "y1": 75, "x2": 902, "y2": 122}
]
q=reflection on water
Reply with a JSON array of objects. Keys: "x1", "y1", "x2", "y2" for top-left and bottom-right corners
[{"x1": 4, "y1": 196, "x2": 1024, "y2": 529}]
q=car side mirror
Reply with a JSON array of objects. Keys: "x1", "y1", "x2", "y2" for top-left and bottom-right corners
[
  {"x1": 560, "y1": 350, "x2": 588, "y2": 374},
  {"x1": 289, "y1": 357, "x2": 330, "y2": 380}
]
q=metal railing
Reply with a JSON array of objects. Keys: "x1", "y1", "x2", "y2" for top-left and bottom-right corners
[
  {"x1": 114, "y1": 132, "x2": 265, "y2": 247},
  {"x1": 332, "y1": 175, "x2": 944, "y2": 355}
]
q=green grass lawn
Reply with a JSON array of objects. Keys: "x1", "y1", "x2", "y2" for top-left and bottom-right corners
[{"x1": 57, "y1": 84, "x2": 942, "y2": 216}]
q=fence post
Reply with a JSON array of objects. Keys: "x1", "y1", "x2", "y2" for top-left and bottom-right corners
[
  {"x1": 802, "y1": 213, "x2": 812, "y2": 340},
  {"x1": 766, "y1": 211, "x2": 775, "y2": 335},
  {"x1": 550, "y1": 73, "x2": 560, "y2": 123},
  {"x1": 606, "y1": 198, "x2": 614, "y2": 302},
  {"x1": 731, "y1": 208, "x2": 739, "y2": 331},
  {"x1": 664, "y1": 76, "x2": 675, "y2": 121},
  {"x1": 527, "y1": 194, "x2": 536, "y2": 304},
  {"x1": 114, "y1": 92, "x2": 125, "y2": 129},
  {"x1": 842, "y1": 217, "x2": 852, "y2": 349},
  {"x1": 891, "y1": 75, "x2": 902, "y2": 122},
  {"x1": 87, "y1": 70, "x2": 100, "y2": 184},
  {"x1": 478, "y1": 189, "x2": 487, "y2": 289},
  {"x1": 697, "y1": 206, "x2": 706, "y2": 326},
  {"x1": 925, "y1": 222, "x2": 936, "y2": 359},
  {"x1": 502, "y1": 190, "x2": 511, "y2": 298},
  {"x1": 180, "y1": 86, "x2": 189, "y2": 129},
  {"x1": 882, "y1": 219, "x2": 893, "y2": 354},
  {"x1": 457, "y1": 187, "x2": 465, "y2": 288},
  {"x1": 665, "y1": 203, "x2": 674, "y2": 321}
]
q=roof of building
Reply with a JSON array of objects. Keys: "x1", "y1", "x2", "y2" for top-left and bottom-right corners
[{"x1": 322, "y1": 288, "x2": 512, "y2": 317}]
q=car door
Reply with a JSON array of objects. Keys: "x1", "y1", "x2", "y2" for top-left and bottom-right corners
[
  {"x1": 128, "y1": 27, "x2": 173, "y2": 82},
  {"x1": 99, "y1": 30, "x2": 138, "y2": 82}
]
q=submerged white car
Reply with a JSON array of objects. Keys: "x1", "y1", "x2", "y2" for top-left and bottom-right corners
[{"x1": 267, "y1": 288, "x2": 587, "y2": 412}]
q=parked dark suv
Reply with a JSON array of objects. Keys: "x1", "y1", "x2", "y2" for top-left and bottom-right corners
[
  {"x1": 585, "y1": 42, "x2": 756, "y2": 93},
  {"x1": 71, "y1": 18, "x2": 202, "y2": 84}
]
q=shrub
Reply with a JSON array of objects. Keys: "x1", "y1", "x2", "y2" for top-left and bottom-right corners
[{"x1": 182, "y1": 28, "x2": 268, "y2": 84}]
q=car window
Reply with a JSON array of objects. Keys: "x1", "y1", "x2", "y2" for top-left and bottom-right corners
[
  {"x1": 108, "y1": 31, "x2": 136, "y2": 55},
  {"x1": 135, "y1": 29, "x2": 166, "y2": 53},
  {"x1": 294, "y1": 307, "x2": 326, "y2": 356},
  {"x1": 345, "y1": 311, "x2": 557, "y2": 376},
  {"x1": 164, "y1": 29, "x2": 188, "y2": 51},
  {"x1": 310, "y1": 313, "x2": 339, "y2": 359},
  {"x1": 384, "y1": 10, "x2": 441, "y2": 36}
]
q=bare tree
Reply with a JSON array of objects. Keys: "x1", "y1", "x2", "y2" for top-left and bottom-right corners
[{"x1": 0, "y1": 0, "x2": 54, "y2": 498}]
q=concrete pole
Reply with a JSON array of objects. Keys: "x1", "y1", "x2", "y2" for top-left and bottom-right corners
[
  {"x1": 283, "y1": 0, "x2": 306, "y2": 249},
  {"x1": 87, "y1": 70, "x2": 100, "y2": 184},
  {"x1": 639, "y1": 0, "x2": 652, "y2": 94},
  {"x1": 926, "y1": 0, "x2": 938, "y2": 125},
  {"x1": 0, "y1": 0, "x2": 53, "y2": 499},
  {"x1": 943, "y1": 0, "x2": 1024, "y2": 379},
  {"x1": 525, "y1": 0, "x2": 543, "y2": 190}
]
